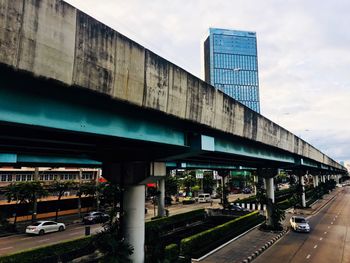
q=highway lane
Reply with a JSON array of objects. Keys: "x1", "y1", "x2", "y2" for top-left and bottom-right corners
[
  {"x1": 0, "y1": 223, "x2": 103, "y2": 256},
  {"x1": 255, "y1": 187, "x2": 350, "y2": 263}
]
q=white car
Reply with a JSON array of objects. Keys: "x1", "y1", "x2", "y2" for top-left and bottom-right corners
[
  {"x1": 290, "y1": 216, "x2": 310, "y2": 232},
  {"x1": 198, "y1": 193, "x2": 212, "y2": 203},
  {"x1": 26, "y1": 221, "x2": 65, "y2": 235}
]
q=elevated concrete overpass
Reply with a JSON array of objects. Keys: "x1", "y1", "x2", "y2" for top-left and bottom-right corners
[{"x1": 0, "y1": 0, "x2": 347, "y2": 261}]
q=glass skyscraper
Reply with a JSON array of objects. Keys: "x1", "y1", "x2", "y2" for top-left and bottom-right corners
[{"x1": 203, "y1": 28, "x2": 261, "y2": 113}]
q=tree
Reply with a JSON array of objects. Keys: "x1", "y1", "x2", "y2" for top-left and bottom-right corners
[
  {"x1": 51, "y1": 180, "x2": 76, "y2": 221},
  {"x1": 92, "y1": 183, "x2": 133, "y2": 262},
  {"x1": 203, "y1": 173, "x2": 215, "y2": 194},
  {"x1": 165, "y1": 176, "x2": 178, "y2": 197},
  {"x1": 77, "y1": 182, "x2": 97, "y2": 215},
  {"x1": 4, "y1": 182, "x2": 47, "y2": 225},
  {"x1": 255, "y1": 179, "x2": 267, "y2": 209},
  {"x1": 181, "y1": 174, "x2": 199, "y2": 196},
  {"x1": 266, "y1": 199, "x2": 285, "y2": 230}
]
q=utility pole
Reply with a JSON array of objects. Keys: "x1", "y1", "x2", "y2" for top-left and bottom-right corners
[
  {"x1": 78, "y1": 168, "x2": 82, "y2": 218},
  {"x1": 32, "y1": 167, "x2": 39, "y2": 222}
]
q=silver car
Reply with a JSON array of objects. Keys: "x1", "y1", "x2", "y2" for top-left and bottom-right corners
[
  {"x1": 26, "y1": 220, "x2": 65, "y2": 235},
  {"x1": 290, "y1": 216, "x2": 310, "y2": 232}
]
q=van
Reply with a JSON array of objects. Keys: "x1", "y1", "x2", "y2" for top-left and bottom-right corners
[{"x1": 198, "y1": 193, "x2": 211, "y2": 203}]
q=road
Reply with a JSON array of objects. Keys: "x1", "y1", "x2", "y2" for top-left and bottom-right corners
[
  {"x1": 255, "y1": 187, "x2": 350, "y2": 263},
  {"x1": 0, "y1": 223, "x2": 103, "y2": 256},
  {"x1": 145, "y1": 193, "x2": 254, "y2": 220}
]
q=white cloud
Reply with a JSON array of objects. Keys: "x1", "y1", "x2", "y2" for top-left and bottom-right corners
[{"x1": 65, "y1": 0, "x2": 350, "y2": 163}]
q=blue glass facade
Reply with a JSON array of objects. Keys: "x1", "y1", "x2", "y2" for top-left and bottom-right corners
[{"x1": 204, "y1": 28, "x2": 261, "y2": 113}]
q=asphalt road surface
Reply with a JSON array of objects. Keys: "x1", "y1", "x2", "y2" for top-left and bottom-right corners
[
  {"x1": 255, "y1": 187, "x2": 350, "y2": 263},
  {"x1": 0, "y1": 223, "x2": 103, "y2": 256}
]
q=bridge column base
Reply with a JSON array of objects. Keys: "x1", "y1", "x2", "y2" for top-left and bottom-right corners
[
  {"x1": 265, "y1": 177, "x2": 275, "y2": 226},
  {"x1": 301, "y1": 175, "x2": 306, "y2": 208},
  {"x1": 158, "y1": 177, "x2": 165, "y2": 217},
  {"x1": 123, "y1": 185, "x2": 145, "y2": 263}
]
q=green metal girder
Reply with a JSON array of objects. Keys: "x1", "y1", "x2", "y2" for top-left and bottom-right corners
[
  {"x1": 0, "y1": 153, "x2": 101, "y2": 166},
  {"x1": 0, "y1": 88, "x2": 185, "y2": 147},
  {"x1": 300, "y1": 158, "x2": 319, "y2": 168},
  {"x1": 166, "y1": 162, "x2": 238, "y2": 170},
  {"x1": 212, "y1": 137, "x2": 296, "y2": 164}
]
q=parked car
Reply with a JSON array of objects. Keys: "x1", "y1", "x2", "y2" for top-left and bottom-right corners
[
  {"x1": 182, "y1": 197, "x2": 195, "y2": 205},
  {"x1": 242, "y1": 187, "x2": 252, "y2": 194},
  {"x1": 26, "y1": 221, "x2": 65, "y2": 235},
  {"x1": 228, "y1": 203, "x2": 245, "y2": 211},
  {"x1": 290, "y1": 216, "x2": 310, "y2": 232},
  {"x1": 211, "y1": 192, "x2": 220, "y2": 198},
  {"x1": 83, "y1": 211, "x2": 110, "y2": 224},
  {"x1": 165, "y1": 196, "x2": 173, "y2": 205},
  {"x1": 231, "y1": 187, "x2": 241, "y2": 194},
  {"x1": 198, "y1": 193, "x2": 212, "y2": 203}
]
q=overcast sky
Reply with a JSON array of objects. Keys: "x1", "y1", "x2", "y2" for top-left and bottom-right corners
[{"x1": 65, "y1": 0, "x2": 350, "y2": 163}]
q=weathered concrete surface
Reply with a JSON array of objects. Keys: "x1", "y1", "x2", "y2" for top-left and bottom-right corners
[
  {"x1": 0, "y1": 0, "x2": 76, "y2": 83},
  {"x1": 0, "y1": 0, "x2": 343, "y2": 170}
]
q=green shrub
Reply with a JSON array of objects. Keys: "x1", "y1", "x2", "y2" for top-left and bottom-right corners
[
  {"x1": 164, "y1": 243, "x2": 179, "y2": 263},
  {"x1": 0, "y1": 236, "x2": 93, "y2": 263},
  {"x1": 277, "y1": 199, "x2": 292, "y2": 210},
  {"x1": 145, "y1": 209, "x2": 205, "y2": 263},
  {"x1": 238, "y1": 188, "x2": 294, "y2": 204},
  {"x1": 146, "y1": 209, "x2": 205, "y2": 234},
  {"x1": 180, "y1": 211, "x2": 264, "y2": 259}
]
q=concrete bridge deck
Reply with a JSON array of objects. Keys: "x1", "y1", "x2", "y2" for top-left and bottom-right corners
[{"x1": 0, "y1": 0, "x2": 345, "y2": 173}]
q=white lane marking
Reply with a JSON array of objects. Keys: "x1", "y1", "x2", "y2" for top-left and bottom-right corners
[
  {"x1": 328, "y1": 226, "x2": 330, "y2": 229},
  {"x1": 37, "y1": 238, "x2": 50, "y2": 243},
  {"x1": 0, "y1": 247, "x2": 13, "y2": 251},
  {"x1": 320, "y1": 237, "x2": 323, "y2": 241},
  {"x1": 20, "y1": 237, "x2": 33, "y2": 241},
  {"x1": 0, "y1": 234, "x2": 27, "y2": 241},
  {"x1": 314, "y1": 245, "x2": 318, "y2": 249},
  {"x1": 324, "y1": 232, "x2": 327, "y2": 234},
  {"x1": 331, "y1": 222, "x2": 334, "y2": 225},
  {"x1": 306, "y1": 254, "x2": 311, "y2": 259}
]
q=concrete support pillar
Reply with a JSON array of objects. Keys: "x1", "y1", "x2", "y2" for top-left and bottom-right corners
[
  {"x1": 336, "y1": 175, "x2": 340, "y2": 184},
  {"x1": 301, "y1": 176, "x2": 306, "y2": 208},
  {"x1": 313, "y1": 175, "x2": 319, "y2": 188},
  {"x1": 265, "y1": 177, "x2": 274, "y2": 226},
  {"x1": 158, "y1": 178, "x2": 165, "y2": 217},
  {"x1": 253, "y1": 175, "x2": 258, "y2": 195},
  {"x1": 265, "y1": 177, "x2": 275, "y2": 203},
  {"x1": 123, "y1": 185, "x2": 145, "y2": 263}
]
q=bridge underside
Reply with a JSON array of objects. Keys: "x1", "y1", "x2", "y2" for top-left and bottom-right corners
[{"x1": 0, "y1": 65, "x2": 346, "y2": 176}]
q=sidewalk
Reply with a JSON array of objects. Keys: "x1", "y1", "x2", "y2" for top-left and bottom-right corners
[{"x1": 198, "y1": 188, "x2": 342, "y2": 263}]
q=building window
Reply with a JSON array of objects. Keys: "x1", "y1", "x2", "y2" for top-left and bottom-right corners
[{"x1": 1, "y1": 175, "x2": 6, "y2": 182}]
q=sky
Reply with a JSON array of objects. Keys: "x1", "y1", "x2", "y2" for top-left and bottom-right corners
[{"x1": 65, "y1": 0, "x2": 350, "y2": 163}]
